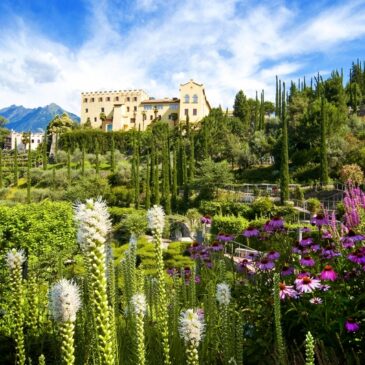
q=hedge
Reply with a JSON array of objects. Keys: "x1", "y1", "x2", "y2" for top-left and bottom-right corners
[{"x1": 211, "y1": 215, "x2": 249, "y2": 235}]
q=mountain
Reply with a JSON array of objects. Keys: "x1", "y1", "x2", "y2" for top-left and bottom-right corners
[{"x1": 0, "y1": 103, "x2": 80, "y2": 132}]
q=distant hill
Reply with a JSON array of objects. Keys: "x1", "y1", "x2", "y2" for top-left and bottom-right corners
[{"x1": 0, "y1": 103, "x2": 80, "y2": 132}]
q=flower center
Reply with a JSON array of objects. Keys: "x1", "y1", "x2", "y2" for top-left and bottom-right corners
[{"x1": 302, "y1": 276, "x2": 311, "y2": 284}]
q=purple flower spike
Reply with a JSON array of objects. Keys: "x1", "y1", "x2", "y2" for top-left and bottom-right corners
[{"x1": 345, "y1": 318, "x2": 360, "y2": 332}]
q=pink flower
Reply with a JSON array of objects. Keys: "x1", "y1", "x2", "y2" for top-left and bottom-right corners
[
  {"x1": 278, "y1": 283, "x2": 298, "y2": 300},
  {"x1": 309, "y1": 297, "x2": 323, "y2": 304},
  {"x1": 345, "y1": 318, "x2": 360, "y2": 332},
  {"x1": 299, "y1": 256, "x2": 315, "y2": 267},
  {"x1": 295, "y1": 276, "x2": 321, "y2": 293},
  {"x1": 320, "y1": 265, "x2": 337, "y2": 281}
]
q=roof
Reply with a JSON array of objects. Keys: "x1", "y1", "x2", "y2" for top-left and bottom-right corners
[
  {"x1": 141, "y1": 98, "x2": 180, "y2": 104},
  {"x1": 180, "y1": 79, "x2": 203, "y2": 87}
]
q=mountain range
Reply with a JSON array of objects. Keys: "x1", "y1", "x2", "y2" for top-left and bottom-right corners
[{"x1": 0, "y1": 103, "x2": 80, "y2": 132}]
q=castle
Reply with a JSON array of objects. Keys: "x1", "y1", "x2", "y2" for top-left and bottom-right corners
[{"x1": 80, "y1": 80, "x2": 211, "y2": 131}]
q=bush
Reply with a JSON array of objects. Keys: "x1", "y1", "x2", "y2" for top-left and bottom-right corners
[
  {"x1": 306, "y1": 197, "x2": 321, "y2": 214},
  {"x1": 221, "y1": 201, "x2": 253, "y2": 218},
  {"x1": 339, "y1": 164, "x2": 364, "y2": 185},
  {"x1": 211, "y1": 215, "x2": 249, "y2": 235},
  {"x1": 251, "y1": 197, "x2": 274, "y2": 217},
  {"x1": 292, "y1": 163, "x2": 320, "y2": 183},
  {"x1": 105, "y1": 186, "x2": 133, "y2": 207},
  {"x1": 199, "y1": 201, "x2": 222, "y2": 216}
]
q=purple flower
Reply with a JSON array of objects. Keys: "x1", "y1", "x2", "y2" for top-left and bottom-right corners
[
  {"x1": 345, "y1": 318, "x2": 360, "y2": 332},
  {"x1": 237, "y1": 259, "x2": 250, "y2": 272},
  {"x1": 278, "y1": 283, "x2": 298, "y2": 300},
  {"x1": 292, "y1": 243, "x2": 303, "y2": 254},
  {"x1": 301, "y1": 227, "x2": 312, "y2": 233},
  {"x1": 295, "y1": 276, "x2": 321, "y2": 293},
  {"x1": 322, "y1": 231, "x2": 332, "y2": 239},
  {"x1": 299, "y1": 237, "x2": 313, "y2": 247},
  {"x1": 341, "y1": 237, "x2": 355, "y2": 249},
  {"x1": 243, "y1": 226, "x2": 260, "y2": 237},
  {"x1": 258, "y1": 258, "x2": 275, "y2": 271},
  {"x1": 347, "y1": 230, "x2": 364, "y2": 242},
  {"x1": 321, "y1": 245, "x2": 340, "y2": 259},
  {"x1": 266, "y1": 251, "x2": 280, "y2": 260},
  {"x1": 319, "y1": 284, "x2": 330, "y2": 292},
  {"x1": 348, "y1": 250, "x2": 365, "y2": 264},
  {"x1": 320, "y1": 265, "x2": 337, "y2": 281},
  {"x1": 216, "y1": 232, "x2": 234, "y2": 242},
  {"x1": 311, "y1": 214, "x2": 328, "y2": 227},
  {"x1": 281, "y1": 265, "x2": 294, "y2": 276},
  {"x1": 167, "y1": 268, "x2": 178, "y2": 276},
  {"x1": 310, "y1": 244, "x2": 321, "y2": 252},
  {"x1": 201, "y1": 216, "x2": 212, "y2": 225},
  {"x1": 309, "y1": 297, "x2": 323, "y2": 304},
  {"x1": 210, "y1": 241, "x2": 223, "y2": 252},
  {"x1": 267, "y1": 216, "x2": 284, "y2": 231},
  {"x1": 300, "y1": 256, "x2": 315, "y2": 267}
]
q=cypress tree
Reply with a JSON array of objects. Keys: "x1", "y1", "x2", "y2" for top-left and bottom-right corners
[
  {"x1": 42, "y1": 130, "x2": 48, "y2": 171},
  {"x1": 162, "y1": 134, "x2": 171, "y2": 214},
  {"x1": 14, "y1": 139, "x2": 18, "y2": 187},
  {"x1": 110, "y1": 134, "x2": 116, "y2": 173},
  {"x1": 182, "y1": 143, "x2": 189, "y2": 210},
  {"x1": 52, "y1": 166, "x2": 56, "y2": 191},
  {"x1": 95, "y1": 139, "x2": 100, "y2": 175},
  {"x1": 188, "y1": 134, "x2": 195, "y2": 183},
  {"x1": 150, "y1": 141, "x2": 156, "y2": 203},
  {"x1": 154, "y1": 155, "x2": 160, "y2": 205},
  {"x1": 280, "y1": 82, "x2": 289, "y2": 204},
  {"x1": 81, "y1": 143, "x2": 85, "y2": 176},
  {"x1": 171, "y1": 146, "x2": 178, "y2": 212},
  {"x1": 259, "y1": 90, "x2": 265, "y2": 130},
  {"x1": 202, "y1": 122, "x2": 209, "y2": 160},
  {"x1": 0, "y1": 147, "x2": 2, "y2": 189},
  {"x1": 320, "y1": 98, "x2": 329, "y2": 185},
  {"x1": 27, "y1": 133, "x2": 31, "y2": 203},
  {"x1": 254, "y1": 91, "x2": 259, "y2": 130},
  {"x1": 278, "y1": 80, "x2": 282, "y2": 120},
  {"x1": 145, "y1": 154, "x2": 151, "y2": 209},
  {"x1": 135, "y1": 129, "x2": 141, "y2": 209},
  {"x1": 275, "y1": 75, "x2": 279, "y2": 116},
  {"x1": 67, "y1": 148, "x2": 71, "y2": 186}
]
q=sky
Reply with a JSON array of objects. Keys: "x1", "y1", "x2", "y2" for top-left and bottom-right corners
[{"x1": 0, "y1": 0, "x2": 365, "y2": 115}]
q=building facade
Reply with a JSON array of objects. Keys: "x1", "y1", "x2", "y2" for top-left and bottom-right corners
[
  {"x1": 80, "y1": 80, "x2": 211, "y2": 131},
  {"x1": 4, "y1": 130, "x2": 44, "y2": 151}
]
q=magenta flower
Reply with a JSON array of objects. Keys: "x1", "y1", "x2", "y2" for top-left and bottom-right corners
[
  {"x1": 258, "y1": 258, "x2": 275, "y2": 271},
  {"x1": 295, "y1": 276, "x2": 321, "y2": 293},
  {"x1": 322, "y1": 231, "x2": 332, "y2": 239},
  {"x1": 320, "y1": 265, "x2": 337, "y2": 281},
  {"x1": 345, "y1": 318, "x2": 360, "y2": 332},
  {"x1": 201, "y1": 216, "x2": 212, "y2": 225},
  {"x1": 243, "y1": 226, "x2": 260, "y2": 237},
  {"x1": 299, "y1": 237, "x2": 313, "y2": 247},
  {"x1": 300, "y1": 256, "x2": 315, "y2": 267},
  {"x1": 348, "y1": 250, "x2": 365, "y2": 264},
  {"x1": 266, "y1": 251, "x2": 280, "y2": 260},
  {"x1": 341, "y1": 237, "x2": 355, "y2": 249},
  {"x1": 278, "y1": 282, "x2": 298, "y2": 300},
  {"x1": 311, "y1": 214, "x2": 328, "y2": 227},
  {"x1": 281, "y1": 265, "x2": 294, "y2": 276}
]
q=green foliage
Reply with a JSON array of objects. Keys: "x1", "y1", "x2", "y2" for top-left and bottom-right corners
[
  {"x1": 211, "y1": 215, "x2": 249, "y2": 235},
  {"x1": 251, "y1": 197, "x2": 275, "y2": 217},
  {"x1": 118, "y1": 210, "x2": 148, "y2": 238},
  {"x1": 306, "y1": 197, "x2": 321, "y2": 214}
]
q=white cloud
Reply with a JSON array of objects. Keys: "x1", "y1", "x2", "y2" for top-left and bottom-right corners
[{"x1": 0, "y1": 0, "x2": 364, "y2": 116}]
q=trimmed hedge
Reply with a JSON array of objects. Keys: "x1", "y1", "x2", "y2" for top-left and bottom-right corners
[{"x1": 211, "y1": 215, "x2": 249, "y2": 235}]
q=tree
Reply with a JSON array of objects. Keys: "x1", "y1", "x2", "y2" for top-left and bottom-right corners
[
  {"x1": 42, "y1": 130, "x2": 48, "y2": 171},
  {"x1": 233, "y1": 90, "x2": 249, "y2": 128},
  {"x1": 320, "y1": 98, "x2": 329, "y2": 185},
  {"x1": 280, "y1": 82, "x2": 289, "y2": 203},
  {"x1": 14, "y1": 139, "x2": 18, "y2": 187},
  {"x1": 27, "y1": 133, "x2": 31, "y2": 203}
]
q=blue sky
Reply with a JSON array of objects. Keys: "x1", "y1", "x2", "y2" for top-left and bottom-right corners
[{"x1": 0, "y1": 0, "x2": 365, "y2": 114}]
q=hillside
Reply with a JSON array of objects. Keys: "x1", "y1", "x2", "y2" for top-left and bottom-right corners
[{"x1": 0, "y1": 103, "x2": 80, "y2": 132}]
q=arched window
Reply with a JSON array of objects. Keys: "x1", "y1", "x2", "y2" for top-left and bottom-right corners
[
  {"x1": 184, "y1": 94, "x2": 190, "y2": 103},
  {"x1": 192, "y1": 94, "x2": 198, "y2": 103}
]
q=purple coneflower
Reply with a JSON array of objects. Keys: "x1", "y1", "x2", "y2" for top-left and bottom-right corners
[
  {"x1": 345, "y1": 318, "x2": 360, "y2": 332},
  {"x1": 321, "y1": 245, "x2": 340, "y2": 259},
  {"x1": 301, "y1": 227, "x2": 311, "y2": 233},
  {"x1": 281, "y1": 265, "x2": 294, "y2": 276},
  {"x1": 320, "y1": 265, "x2": 337, "y2": 281},
  {"x1": 299, "y1": 237, "x2": 313, "y2": 246},
  {"x1": 295, "y1": 276, "x2": 321, "y2": 293},
  {"x1": 210, "y1": 241, "x2": 223, "y2": 252},
  {"x1": 322, "y1": 231, "x2": 332, "y2": 239},
  {"x1": 310, "y1": 243, "x2": 320, "y2": 252},
  {"x1": 341, "y1": 237, "x2": 355, "y2": 249},
  {"x1": 348, "y1": 250, "x2": 365, "y2": 265},
  {"x1": 258, "y1": 258, "x2": 275, "y2": 271},
  {"x1": 266, "y1": 251, "x2": 280, "y2": 260},
  {"x1": 299, "y1": 256, "x2": 315, "y2": 267},
  {"x1": 292, "y1": 243, "x2": 303, "y2": 254},
  {"x1": 237, "y1": 259, "x2": 250, "y2": 272},
  {"x1": 243, "y1": 226, "x2": 260, "y2": 237},
  {"x1": 309, "y1": 297, "x2": 323, "y2": 304},
  {"x1": 201, "y1": 216, "x2": 212, "y2": 225},
  {"x1": 278, "y1": 282, "x2": 298, "y2": 300},
  {"x1": 167, "y1": 267, "x2": 178, "y2": 276},
  {"x1": 267, "y1": 216, "x2": 284, "y2": 231},
  {"x1": 311, "y1": 213, "x2": 328, "y2": 227},
  {"x1": 346, "y1": 230, "x2": 364, "y2": 241},
  {"x1": 319, "y1": 284, "x2": 330, "y2": 291}
]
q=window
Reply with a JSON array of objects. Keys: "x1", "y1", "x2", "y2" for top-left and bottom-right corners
[
  {"x1": 150, "y1": 115, "x2": 153, "y2": 120},
  {"x1": 157, "y1": 105, "x2": 163, "y2": 110},
  {"x1": 184, "y1": 94, "x2": 190, "y2": 103},
  {"x1": 106, "y1": 97, "x2": 110, "y2": 101},
  {"x1": 193, "y1": 94, "x2": 198, "y2": 103},
  {"x1": 98, "y1": 97, "x2": 103, "y2": 102},
  {"x1": 94, "y1": 117, "x2": 97, "y2": 122},
  {"x1": 193, "y1": 108, "x2": 197, "y2": 116},
  {"x1": 37, "y1": 139, "x2": 40, "y2": 143},
  {"x1": 115, "y1": 96, "x2": 119, "y2": 101},
  {"x1": 31, "y1": 139, "x2": 34, "y2": 143},
  {"x1": 101, "y1": 107, "x2": 105, "y2": 112},
  {"x1": 107, "y1": 124, "x2": 113, "y2": 132},
  {"x1": 91, "y1": 98, "x2": 95, "y2": 102},
  {"x1": 158, "y1": 115, "x2": 161, "y2": 120},
  {"x1": 170, "y1": 103, "x2": 179, "y2": 110},
  {"x1": 134, "y1": 106, "x2": 137, "y2": 112},
  {"x1": 144, "y1": 105, "x2": 153, "y2": 110},
  {"x1": 184, "y1": 109, "x2": 189, "y2": 116},
  {"x1": 130, "y1": 118, "x2": 136, "y2": 123},
  {"x1": 127, "y1": 97, "x2": 130, "y2": 102},
  {"x1": 85, "y1": 108, "x2": 88, "y2": 113},
  {"x1": 84, "y1": 98, "x2": 88, "y2": 103},
  {"x1": 134, "y1": 96, "x2": 137, "y2": 101},
  {"x1": 127, "y1": 106, "x2": 130, "y2": 112}
]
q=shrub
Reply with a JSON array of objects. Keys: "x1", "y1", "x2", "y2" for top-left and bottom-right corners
[
  {"x1": 251, "y1": 197, "x2": 274, "y2": 217},
  {"x1": 306, "y1": 198, "x2": 321, "y2": 214},
  {"x1": 221, "y1": 201, "x2": 253, "y2": 218},
  {"x1": 211, "y1": 215, "x2": 249, "y2": 235},
  {"x1": 339, "y1": 164, "x2": 364, "y2": 185},
  {"x1": 199, "y1": 201, "x2": 222, "y2": 216}
]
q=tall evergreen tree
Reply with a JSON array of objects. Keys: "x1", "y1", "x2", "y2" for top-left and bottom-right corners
[
  {"x1": 95, "y1": 139, "x2": 100, "y2": 174},
  {"x1": 0, "y1": 148, "x2": 2, "y2": 189},
  {"x1": 67, "y1": 148, "x2": 71, "y2": 186},
  {"x1": 154, "y1": 156, "x2": 160, "y2": 205},
  {"x1": 275, "y1": 75, "x2": 279, "y2": 116},
  {"x1": 280, "y1": 82, "x2": 289, "y2": 204},
  {"x1": 233, "y1": 90, "x2": 249, "y2": 128},
  {"x1": 14, "y1": 139, "x2": 18, "y2": 187},
  {"x1": 189, "y1": 134, "x2": 195, "y2": 183},
  {"x1": 110, "y1": 134, "x2": 116, "y2": 173},
  {"x1": 171, "y1": 146, "x2": 178, "y2": 212},
  {"x1": 81, "y1": 143, "x2": 85, "y2": 176},
  {"x1": 259, "y1": 90, "x2": 265, "y2": 130},
  {"x1": 42, "y1": 130, "x2": 48, "y2": 171},
  {"x1": 320, "y1": 98, "x2": 329, "y2": 185},
  {"x1": 162, "y1": 133, "x2": 171, "y2": 214},
  {"x1": 150, "y1": 141, "x2": 156, "y2": 204},
  {"x1": 145, "y1": 154, "x2": 151, "y2": 209},
  {"x1": 278, "y1": 80, "x2": 282, "y2": 119},
  {"x1": 254, "y1": 91, "x2": 259, "y2": 130},
  {"x1": 135, "y1": 130, "x2": 141, "y2": 209},
  {"x1": 27, "y1": 133, "x2": 31, "y2": 203}
]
